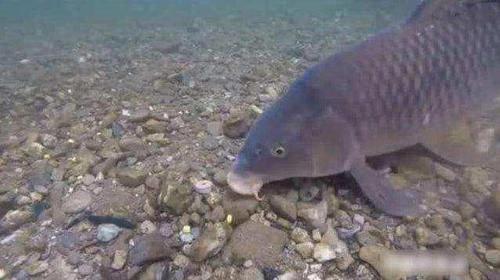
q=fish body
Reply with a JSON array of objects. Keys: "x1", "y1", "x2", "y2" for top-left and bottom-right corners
[{"x1": 228, "y1": 0, "x2": 500, "y2": 217}]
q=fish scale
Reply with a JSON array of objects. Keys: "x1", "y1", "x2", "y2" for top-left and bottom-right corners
[{"x1": 316, "y1": 4, "x2": 500, "y2": 155}]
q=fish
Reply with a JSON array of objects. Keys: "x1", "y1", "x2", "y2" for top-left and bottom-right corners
[{"x1": 227, "y1": 0, "x2": 500, "y2": 217}]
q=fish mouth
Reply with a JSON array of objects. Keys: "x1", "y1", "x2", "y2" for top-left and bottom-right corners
[{"x1": 227, "y1": 165, "x2": 265, "y2": 201}]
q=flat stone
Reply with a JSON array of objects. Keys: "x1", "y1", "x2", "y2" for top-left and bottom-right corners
[
  {"x1": 62, "y1": 191, "x2": 92, "y2": 214},
  {"x1": 313, "y1": 243, "x2": 336, "y2": 262},
  {"x1": 269, "y1": 195, "x2": 297, "y2": 221},
  {"x1": 116, "y1": 167, "x2": 147, "y2": 187},
  {"x1": 129, "y1": 232, "x2": 174, "y2": 266},
  {"x1": 225, "y1": 220, "x2": 288, "y2": 267}
]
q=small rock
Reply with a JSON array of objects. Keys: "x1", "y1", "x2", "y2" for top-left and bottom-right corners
[
  {"x1": 159, "y1": 223, "x2": 174, "y2": 238},
  {"x1": 335, "y1": 240, "x2": 354, "y2": 271},
  {"x1": 291, "y1": 227, "x2": 311, "y2": 243},
  {"x1": 26, "y1": 261, "x2": 49, "y2": 276},
  {"x1": 159, "y1": 183, "x2": 193, "y2": 215},
  {"x1": 485, "y1": 250, "x2": 500, "y2": 266},
  {"x1": 145, "y1": 133, "x2": 169, "y2": 145},
  {"x1": 193, "y1": 179, "x2": 214, "y2": 194},
  {"x1": 97, "y1": 224, "x2": 122, "y2": 242},
  {"x1": 78, "y1": 264, "x2": 93, "y2": 276},
  {"x1": 41, "y1": 134, "x2": 58, "y2": 148},
  {"x1": 269, "y1": 195, "x2": 297, "y2": 221},
  {"x1": 222, "y1": 192, "x2": 258, "y2": 225},
  {"x1": 225, "y1": 220, "x2": 288, "y2": 267},
  {"x1": 312, "y1": 229, "x2": 322, "y2": 242},
  {"x1": 297, "y1": 200, "x2": 328, "y2": 229},
  {"x1": 298, "y1": 183, "x2": 320, "y2": 202},
  {"x1": 129, "y1": 232, "x2": 174, "y2": 266},
  {"x1": 213, "y1": 169, "x2": 227, "y2": 186},
  {"x1": 190, "y1": 223, "x2": 228, "y2": 262},
  {"x1": 208, "y1": 205, "x2": 225, "y2": 222},
  {"x1": 0, "y1": 268, "x2": 6, "y2": 279},
  {"x1": 16, "y1": 195, "x2": 32, "y2": 206},
  {"x1": 81, "y1": 174, "x2": 95, "y2": 185},
  {"x1": 464, "y1": 167, "x2": 490, "y2": 194},
  {"x1": 140, "y1": 220, "x2": 157, "y2": 234},
  {"x1": 144, "y1": 119, "x2": 167, "y2": 133},
  {"x1": 415, "y1": 227, "x2": 440, "y2": 246},
  {"x1": 222, "y1": 111, "x2": 251, "y2": 139},
  {"x1": 111, "y1": 250, "x2": 128, "y2": 270},
  {"x1": 62, "y1": 191, "x2": 92, "y2": 214},
  {"x1": 313, "y1": 243, "x2": 336, "y2": 262},
  {"x1": 173, "y1": 254, "x2": 190, "y2": 268},
  {"x1": 295, "y1": 242, "x2": 314, "y2": 258},
  {"x1": 241, "y1": 267, "x2": 265, "y2": 280},
  {"x1": 116, "y1": 167, "x2": 147, "y2": 187},
  {"x1": 202, "y1": 136, "x2": 219, "y2": 150},
  {"x1": 356, "y1": 225, "x2": 384, "y2": 246},
  {"x1": 128, "y1": 109, "x2": 150, "y2": 122}
]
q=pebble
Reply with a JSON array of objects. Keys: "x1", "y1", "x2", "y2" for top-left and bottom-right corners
[
  {"x1": 78, "y1": 264, "x2": 93, "y2": 276},
  {"x1": 112, "y1": 250, "x2": 128, "y2": 270},
  {"x1": 173, "y1": 254, "x2": 190, "y2": 268},
  {"x1": 222, "y1": 110, "x2": 251, "y2": 139},
  {"x1": 159, "y1": 223, "x2": 175, "y2": 238},
  {"x1": 140, "y1": 220, "x2": 157, "y2": 234},
  {"x1": 26, "y1": 261, "x2": 48, "y2": 276},
  {"x1": 0, "y1": 269, "x2": 5, "y2": 279},
  {"x1": 16, "y1": 195, "x2": 32, "y2": 206},
  {"x1": 295, "y1": 242, "x2": 314, "y2": 258},
  {"x1": 193, "y1": 179, "x2": 214, "y2": 194},
  {"x1": 492, "y1": 238, "x2": 500, "y2": 250},
  {"x1": 416, "y1": 227, "x2": 441, "y2": 246},
  {"x1": 62, "y1": 190, "x2": 92, "y2": 214},
  {"x1": 29, "y1": 192, "x2": 43, "y2": 202},
  {"x1": 312, "y1": 229, "x2": 322, "y2": 242},
  {"x1": 269, "y1": 195, "x2": 297, "y2": 221},
  {"x1": 41, "y1": 134, "x2": 58, "y2": 148},
  {"x1": 313, "y1": 243, "x2": 336, "y2": 262},
  {"x1": 485, "y1": 250, "x2": 500, "y2": 266},
  {"x1": 291, "y1": 227, "x2": 311, "y2": 243},
  {"x1": 116, "y1": 167, "x2": 147, "y2": 187},
  {"x1": 97, "y1": 224, "x2": 122, "y2": 242},
  {"x1": 190, "y1": 223, "x2": 228, "y2": 261},
  {"x1": 81, "y1": 174, "x2": 95, "y2": 185},
  {"x1": 129, "y1": 232, "x2": 174, "y2": 266}
]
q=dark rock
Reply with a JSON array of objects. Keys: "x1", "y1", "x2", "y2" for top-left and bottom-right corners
[{"x1": 129, "y1": 232, "x2": 174, "y2": 266}]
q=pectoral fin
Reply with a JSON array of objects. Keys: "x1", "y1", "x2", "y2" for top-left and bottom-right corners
[{"x1": 350, "y1": 161, "x2": 426, "y2": 217}]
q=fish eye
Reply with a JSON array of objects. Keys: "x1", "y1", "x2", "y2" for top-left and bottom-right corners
[{"x1": 271, "y1": 144, "x2": 287, "y2": 158}]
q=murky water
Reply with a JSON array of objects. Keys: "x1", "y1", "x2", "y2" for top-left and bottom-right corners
[{"x1": 0, "y1": 1, "x2": 499, "y2": 279}]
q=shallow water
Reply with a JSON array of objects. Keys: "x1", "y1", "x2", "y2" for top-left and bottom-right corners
[{"x1": 0, "y1": 0, "x2": 499, "y2": 279}]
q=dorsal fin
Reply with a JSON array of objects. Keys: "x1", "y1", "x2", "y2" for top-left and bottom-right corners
[{"x1": 406, "y1": 0, "x2": 499, "y2": 24}]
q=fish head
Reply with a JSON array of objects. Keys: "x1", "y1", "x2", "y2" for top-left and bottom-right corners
[{"x1": 228, "y1": 77, "x2": 358, "y2": 199}]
